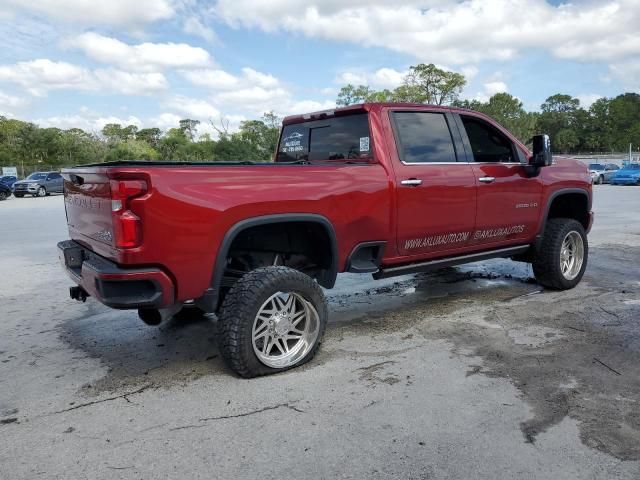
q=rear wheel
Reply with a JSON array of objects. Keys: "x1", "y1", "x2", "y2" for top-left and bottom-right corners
[
  {"x1": 218, "y1": 266, "x2": 327, "y2": 378},
  {"x1": 532, "y1": 218, "x2": 588, "y2": 290},
  {"x1": 36, "y1": 186, "x2": 46, "y2": 197}
]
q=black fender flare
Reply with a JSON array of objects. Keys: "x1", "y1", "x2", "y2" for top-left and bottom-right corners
[
  {"x1": 535, "y1": 187, "x2": 591, "y2": 248},
  {"x1": 198, "y1": 213, "x2": 339, "y2": 312}
]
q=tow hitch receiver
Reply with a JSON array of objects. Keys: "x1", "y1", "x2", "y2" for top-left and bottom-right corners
[{"x1": 70, "y1": 286, "x2": 89, "y2": 302}]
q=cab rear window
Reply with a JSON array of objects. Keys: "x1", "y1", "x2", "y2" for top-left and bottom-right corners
[{"x1": 276, "y1": 113, "x2": 371, "y2": 162}]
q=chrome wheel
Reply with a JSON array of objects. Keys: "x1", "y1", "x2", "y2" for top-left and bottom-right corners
[
  {"x1": 36, "y1": 187, "x2": 46, "y2": 197},
  {"x1": 252, "y1": 291, "x2": 320, "y2": 369},
  {"x1": 560, "y1": 231, "x2": 584, "y2": 281}
]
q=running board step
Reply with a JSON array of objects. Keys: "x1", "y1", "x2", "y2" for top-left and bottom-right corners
[{"x1": 373, "y1": 245, "x2": 530, "y2": 280}]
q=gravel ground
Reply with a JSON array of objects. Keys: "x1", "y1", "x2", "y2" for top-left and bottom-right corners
[{"x1": 1, "y1": 185, "x2": 639, "y2": 479}]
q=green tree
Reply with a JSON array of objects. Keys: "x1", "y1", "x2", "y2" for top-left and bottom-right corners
[
  {"x1": 158, "y1": 128, "x2": 189, "y2": 160},
  {"x1": 538, "y1": 94, "x2": 584, "y2": 152},
  {"x1": 106, "y1": 139, "x2": 159, "y2": 161},
  {"x1": 179, "y1": 119, "x2": 201, "y2": 142},
  {"x1": 336, "y1": 85, "x2": 374, "y2": 106},
  {"x1": 403, "y1": 63, "x2": 466, "y2": 105},
  {"x1": 137, "y1": 128, "x2": 162, "y2": 149},
  {"x1": 336, "y1": 63, "x2": 466, "y2": 106}
]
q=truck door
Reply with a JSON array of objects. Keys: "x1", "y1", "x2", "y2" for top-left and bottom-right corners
[
  {"x1": 455, "y1": 113, "x2": 542, "y2": 248},
  {"x1": 388, "y1": 109, "x2": 477, "y2": 257}
]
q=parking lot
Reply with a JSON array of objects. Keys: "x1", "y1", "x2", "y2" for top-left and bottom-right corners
[{"x1": 1, "y1": 186, "x2": 639, "y2": 479}]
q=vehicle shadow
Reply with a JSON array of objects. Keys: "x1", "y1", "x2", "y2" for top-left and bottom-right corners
[{"x1": 58, "y1": 260, "x2": 536, "y2": 394}]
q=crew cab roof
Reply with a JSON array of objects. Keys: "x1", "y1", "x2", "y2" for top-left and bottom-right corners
[{"x1": 282, "y1": 102, "x2": 478, "y2": 126}]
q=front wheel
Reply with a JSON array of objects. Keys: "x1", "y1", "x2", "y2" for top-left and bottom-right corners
[
  {"x1": 596, "y1": 175, "x2": 604, "y2": 185},
  {"x1": 218, "y1": 266, "x2": 328, "y2": 378},
  {"x1": 0, "y1": 191, "x2": 7, "y2": 201},
  {"x1": 532, "y1": 218, "x2": 588, "y2": 290},
  {"x1": 36, "y1": 186, "x2": 46, "y2": 197}
]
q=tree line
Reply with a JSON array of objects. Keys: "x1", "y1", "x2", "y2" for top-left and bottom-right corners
[
  {"x1": 1, "y1": 62, "x2": 639, "y2": 174},
  {"x1": 0, "y1": 113, "x2": 281, "y2": 173},
  {"x1": 337, "y1": 63, "x2": 640, "y2": 153}
]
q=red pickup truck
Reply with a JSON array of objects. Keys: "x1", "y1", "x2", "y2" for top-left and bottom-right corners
[{"x1": 58, "y1": 103, "x2": 593, "y2": 377}]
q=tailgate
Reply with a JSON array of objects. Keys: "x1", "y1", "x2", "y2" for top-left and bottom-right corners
[{"x1": 62, "y1": 171, "x2": 115, "y2": 248}]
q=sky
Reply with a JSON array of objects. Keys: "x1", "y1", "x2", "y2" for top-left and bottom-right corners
[{"x1": 0, "y1": 0, "x2": 638, "y2": 138}]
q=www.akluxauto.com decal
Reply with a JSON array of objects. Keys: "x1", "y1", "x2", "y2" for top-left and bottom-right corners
[{"x1": 405, "y1": 224, "x2": 525, "y2": 250}]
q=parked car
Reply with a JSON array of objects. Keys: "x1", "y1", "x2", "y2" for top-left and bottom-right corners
[
  {"x1": 0, "y1": 182, "x2": 12, "y2": 201},
  {"x1": 58, "y1": 103, "x2": 592, "y2": 377},
  {"x1": 588, "y1": 163, "x2": 619, "y2": 184},
  {"x1": 0, "y1": 175, "x2": 18, "y2": 189},
  {"x1": 611, "y1": 163, "x2": 640, "y2": 185},
  {"x1": 13, "y1": 171, "x2": 64, "y2": 197}
]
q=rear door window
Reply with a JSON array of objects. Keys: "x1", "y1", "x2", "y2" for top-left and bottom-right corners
[
  {"x1": 277, "y1": 113, "x2": 371, "y2": 162},
  {"x1": 391, "y1": 111, "x2": 458, "y2": 163}
]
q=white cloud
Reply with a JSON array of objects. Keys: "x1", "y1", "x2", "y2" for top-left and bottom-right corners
[
  {"x1": 241, "y1": 68, "x2": 280, "y2": 88},
  {"x1": 576, "y1": 93, "x2": 604, "y2": 109},
  {"x1": 460, "y1": 66, "x2": 479, "y2": 81},
  {"x1": 180, "y1": 69, "x2": 240, "y2": 89},
  {"x1": 164, "y1": 96, "x2": 221, "y2": 119},
  {"x1": 180, "y1": 67, "x2": 281, "y2": 90},
  {"x1": 0, "y1": 59, "x2": 94, "y2": 96},
  {"x1": 0, "y1": 59, "x2": 168, "y2": 96},
  {"x1": 183, "y1": 16, "x2": 217, "y2": 43},
  {"x1": 149, "y1": 112, "x2": 183, "y2": 131},
  {"x1": 484, "y1": 81, "x2": 508, "y2": 96},
  {"x1": 337, "y1": 71, "x2": 367, "y2": 85},
  {"x1": 471, "y1": 81, "x2": 509, "y2": 103},
  {"x1": 0, "y1": 90, "x2": 27, "y2": 110},
  {"x1": 3, "y1": 0, "x2": 174, "y2": 28},
  {"x1": 609, "y1": 60, "x2": 640, "y2": 94},
  {"x1": 93, "y1": 69, "x2": 168, "y2": 95},
  {"x1": 336, "y1": 67, "x2": 406, "y2": 89},
  {"x1": 214, "y1": 0, "x2": 640, "y2": 65},
  {"x1": 213, "y1": 86, "x2": 291, "y2": 114},
  {"x1": 65, "y1": 33, "x2": 213, "y2": 72}
]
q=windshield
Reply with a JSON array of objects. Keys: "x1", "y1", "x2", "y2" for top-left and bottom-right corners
[
  {"x1": 589, "y1": 164, "x2": 604, "y2": 170},
  {"x1": 27, "y1": 172, "x2": 47, "y2": 180},
  {"x1": 277, "y1": 113, "x2": 371, "y2": 163}
]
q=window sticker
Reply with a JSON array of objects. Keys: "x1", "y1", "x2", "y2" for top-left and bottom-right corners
[
  {"x1": 281, "y1": 131, "x2": 305, "y2": 154},
  {"x1": 359, "y1": 136, "x2": 370, "y2": 152}
]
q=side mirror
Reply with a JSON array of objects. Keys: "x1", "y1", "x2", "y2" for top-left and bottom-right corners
[{"x1": 530, "y1": 134, "x2": 552, "y2": 167}]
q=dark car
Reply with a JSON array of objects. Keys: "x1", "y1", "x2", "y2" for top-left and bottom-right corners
[
  {"x1": 0, "y1": 175, "x2": 18, "y2": 188},
  {"x1": 0, "y1": 183, "x2": 11, "y2": 201},
  {"x1": 13, "y1": 171, "x2": 64, "y2": 197}
]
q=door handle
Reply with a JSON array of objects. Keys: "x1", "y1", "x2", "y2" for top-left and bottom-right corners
[
  {"x1": 478, "y1": 176, "x2": 496, "y2": 183},
  {"x1": 400, "y1": 179, "x2": 423, "y2": 186}
]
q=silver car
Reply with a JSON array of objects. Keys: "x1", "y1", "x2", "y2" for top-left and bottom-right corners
[
  {"x1": 12, "y1": 171, "x2": 64, "y2": 197},
  {"x1": 589, "y1": 163, "x2": 619, "y2": 184}
]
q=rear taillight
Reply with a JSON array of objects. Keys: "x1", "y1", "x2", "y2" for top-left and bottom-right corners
[{"x1": 110, "y1": 179, "x2": 147, "y2": 248}]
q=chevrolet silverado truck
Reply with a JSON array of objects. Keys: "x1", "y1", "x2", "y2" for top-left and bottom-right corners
[{"x1": 58, "y1": 103, "x2": 593, "y2": 377}]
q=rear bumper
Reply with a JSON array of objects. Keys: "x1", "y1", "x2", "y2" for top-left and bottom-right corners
[{"x1": 57, "y1": 240, "x2": 175, "y2": 309}]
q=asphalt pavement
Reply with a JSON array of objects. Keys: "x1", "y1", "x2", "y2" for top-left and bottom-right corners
[{"x1": 0, "y1": 185, "x2": 639, "y2": 479}]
